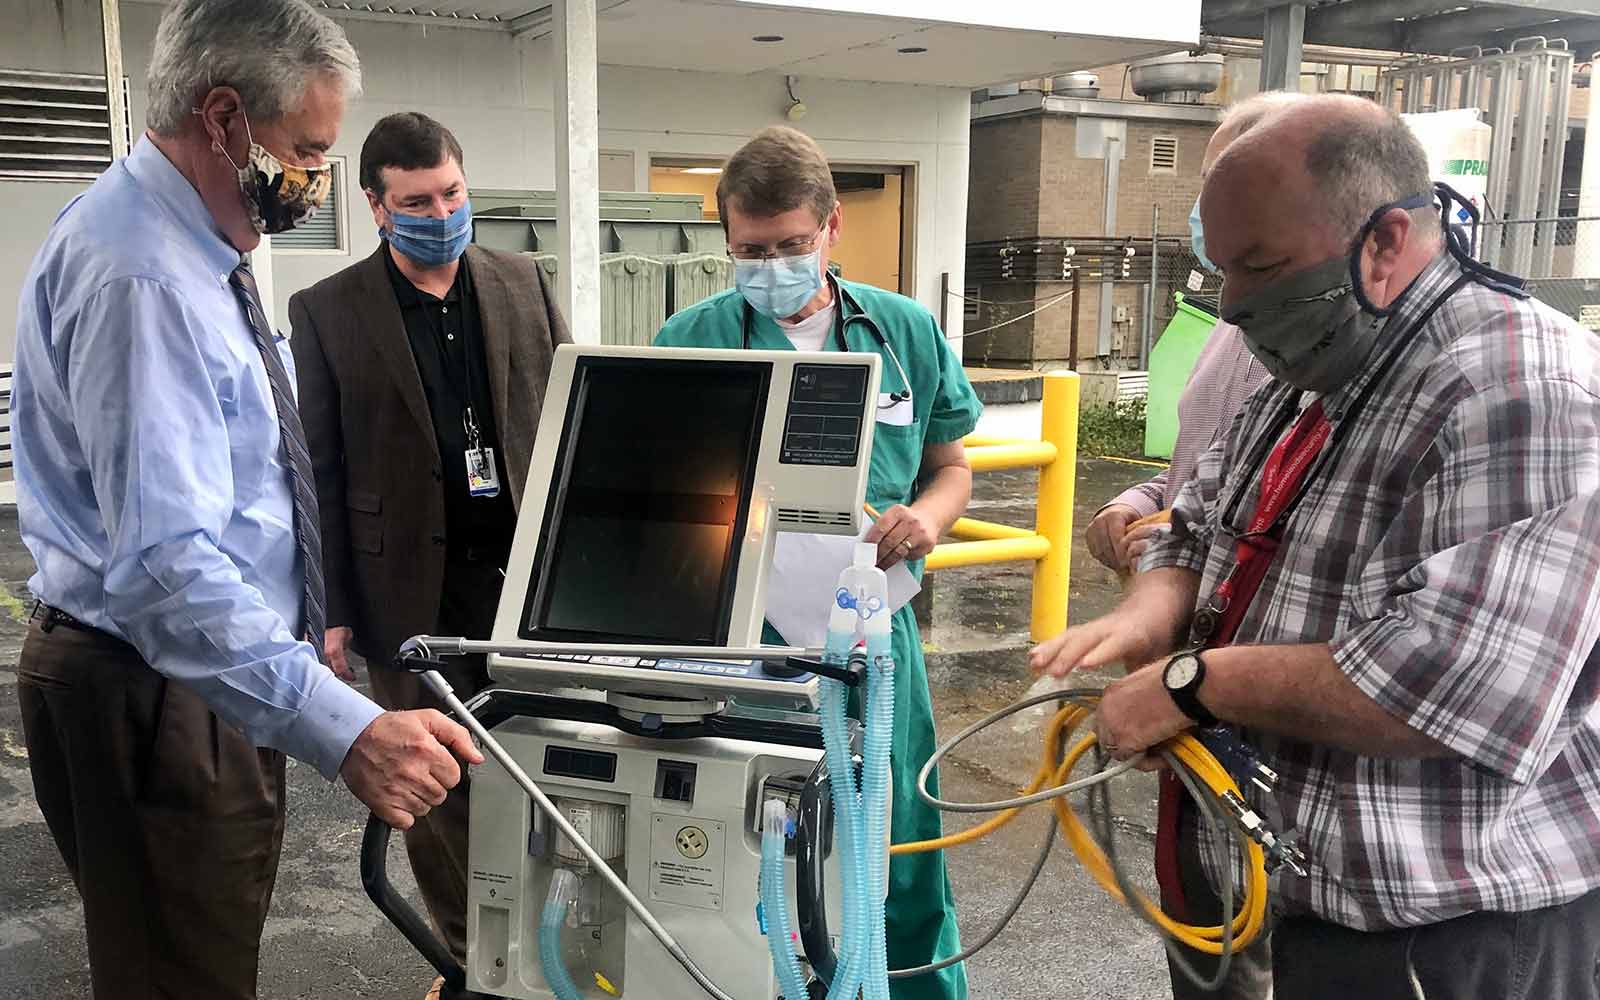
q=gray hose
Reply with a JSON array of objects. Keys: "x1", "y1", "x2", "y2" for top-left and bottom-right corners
[
  {"x1": 1092, "y1": 748, "x2": 1240, "y2": 993},
  {"x1": 888, "y1": 814, "x2": 1059, "y2": 979},
  {"x1": 916, "y1": 687, "x2": 1137, "y2": 812}
]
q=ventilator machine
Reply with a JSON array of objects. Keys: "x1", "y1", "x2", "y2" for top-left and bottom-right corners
[{"x1": 360, "y1": 344, "x2": 1297, "y2": 1000}]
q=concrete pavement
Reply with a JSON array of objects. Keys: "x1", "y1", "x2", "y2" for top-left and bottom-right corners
[{"x1": 0, "y1": 454, "x2": 1181, "y2": 999}]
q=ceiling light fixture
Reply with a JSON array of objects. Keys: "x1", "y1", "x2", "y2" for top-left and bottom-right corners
[
  {"x1": 681, "y1": 167, "x2": 723, "y2": 175},
  {"x1": 785, "y1": 75, "x2": 808, "y2": 121}
]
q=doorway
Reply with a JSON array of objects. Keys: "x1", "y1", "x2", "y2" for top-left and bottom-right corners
[{"x1": 649, "y1": 157, "x2": 910, "y2": 295}]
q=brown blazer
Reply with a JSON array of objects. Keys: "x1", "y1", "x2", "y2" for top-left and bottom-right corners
[{"x1": 288, "y1": 243, "x2": 570, "y2": 664}]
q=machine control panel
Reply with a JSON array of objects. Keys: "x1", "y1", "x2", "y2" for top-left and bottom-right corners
[
  {"x1": 533, "y1": 653, "x2": 815, "y2": 684},
  {"x1": 779, "y1": 363, "x2": 869, "y2": 467}
]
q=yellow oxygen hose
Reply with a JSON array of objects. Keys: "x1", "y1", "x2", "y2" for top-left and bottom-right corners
[{"x1": 893, "y1": 692, "x2": 1273, "y2": 955}]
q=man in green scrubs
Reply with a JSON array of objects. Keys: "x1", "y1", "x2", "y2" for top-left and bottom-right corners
[{"x1": 654, "y1": 126, "x2": 982, "y2": 1000}]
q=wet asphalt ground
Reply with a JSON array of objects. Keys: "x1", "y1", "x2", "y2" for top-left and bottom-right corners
[{"x1": 0, "y1": 453, "x2": 1177, "y2": 1000}]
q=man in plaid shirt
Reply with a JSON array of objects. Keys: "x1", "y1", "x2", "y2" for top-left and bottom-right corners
[{"x1": 1033, "y1": 94, "x2": 1600, "y2": 997}]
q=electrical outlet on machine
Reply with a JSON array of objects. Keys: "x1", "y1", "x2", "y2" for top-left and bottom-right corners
[{"x1": 1113, "y1": 305, "x2": 1130, "y2": 324}]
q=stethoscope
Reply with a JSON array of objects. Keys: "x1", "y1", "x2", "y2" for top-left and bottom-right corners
[{"x1": 741, "y1": 274, "x2": 914, "y2": 408}]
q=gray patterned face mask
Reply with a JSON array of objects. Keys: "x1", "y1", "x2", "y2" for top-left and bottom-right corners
[
  {"x1": 1222, "y1": 256, "x2": 1384, "y2": 393},
  {"x1": 1222, "y1": 191, "x2": 1433, "y2": 393}
]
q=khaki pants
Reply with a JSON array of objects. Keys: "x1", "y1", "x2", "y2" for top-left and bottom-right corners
[{"x1": 17, "y1": 620, "x2": 286, "y2": 1000}]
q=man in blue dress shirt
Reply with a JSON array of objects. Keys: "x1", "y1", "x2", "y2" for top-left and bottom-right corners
[{"x1": 11, "y1": 3, "x2": 480, "y2": 997}]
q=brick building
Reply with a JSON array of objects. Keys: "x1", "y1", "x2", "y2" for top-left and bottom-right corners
[{"x1": 965, "y1": 93, "x2": 1222, "y2": 369}]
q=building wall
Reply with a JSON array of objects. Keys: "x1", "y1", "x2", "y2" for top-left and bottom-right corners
[
  {"x1": 1118, "y1": 121, "x2": 1212, "y2": 237},
  {"x1": 0, "y1": 1, "x2": 972, "y2": 360},
  {"x1": 1036, "y1": 118, "x2": 1108, "y2": 235},
  {"x1": 0, "y1": 0, "x2": 119, "y2": 353},
  {"x1": 966, "y1": 115, "x2": 1042, "y2": 243},
  {"x1": 599, "y1": 65, "x2": 970, "y2": 338},
  {"x1": 967, "y1": 110, "x2": 1215, "y2": 366}
]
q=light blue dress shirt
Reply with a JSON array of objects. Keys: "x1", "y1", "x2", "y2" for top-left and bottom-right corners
[{"x1": 13, "y1": 137, "x2": 382, "y2": 779}]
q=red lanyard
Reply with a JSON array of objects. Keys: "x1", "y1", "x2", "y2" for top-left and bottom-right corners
[{"x1": 1207, "y1": 400, "x2": 1331, "y2": 647}]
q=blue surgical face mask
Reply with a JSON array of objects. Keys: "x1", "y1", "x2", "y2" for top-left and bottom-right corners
[
  {"x1": 384, "y1": 198, "x2": 473, "y2": 267},
  {"x1": 1189, "y1": 196, "x2": 1216, "y2": 273},
  {"x1": 735, "y1": 250, "x2": 826, "y2": 319}
]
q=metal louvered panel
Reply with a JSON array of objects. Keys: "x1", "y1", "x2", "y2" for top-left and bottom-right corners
[
  {"x1": 1149, "y1": 135, "x2": 1178, "y2": 174},
  {"x1": 272, "y1": 161, "x2": 345, "y2": 252},
  {"x1": 599, "y1": 253, "x2": 666, "y2": 346},
  {"x1": 0, "y1": 364, "x2": 13, "y2": 474},
  {"x1": 0, "y1": 70, "x2": 130, "y2": 181}
]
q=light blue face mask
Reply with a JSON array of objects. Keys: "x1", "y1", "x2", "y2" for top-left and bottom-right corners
[
  {"x1": 384, "y1": 198, "x2": 473, "y2": 267},
  {"x1": 735, "y1": 250, "x2": 826, "y2": 320},
  {"x1": 1189, "y1": 196, "x2": 1217, "y2": 273}
]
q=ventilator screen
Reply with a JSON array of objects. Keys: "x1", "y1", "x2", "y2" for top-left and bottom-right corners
[{"x1": 522, "y1": 357, "x2": 768, "y2": 645}]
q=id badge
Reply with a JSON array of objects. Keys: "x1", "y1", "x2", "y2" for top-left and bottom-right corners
[{"x1": 466, "y1": 447, "x2": 501, "y2": 497}]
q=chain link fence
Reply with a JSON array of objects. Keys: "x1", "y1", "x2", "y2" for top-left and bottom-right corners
[
  {"x1": 1475, "y1": 216, "x2": 1600, "y2": 330},
  {"x1": 1148, "y1": 235, "x2": 1221, "y2": 342}
]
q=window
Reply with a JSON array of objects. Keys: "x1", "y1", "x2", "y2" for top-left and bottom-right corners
[
  {"x1": 0, "y1": 69, "x2": 130, "y2": 181},
  {"x1": 1149, "y1": 135, "x2": 1178, "y2": 175},
  {"x1": 273, "y1": 158, "x2": 346, "y2": 253}
]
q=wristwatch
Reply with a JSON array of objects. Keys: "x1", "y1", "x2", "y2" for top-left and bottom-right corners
[{"x1": 1163, "y1": 651, "x2": 1218, "y2": 727}]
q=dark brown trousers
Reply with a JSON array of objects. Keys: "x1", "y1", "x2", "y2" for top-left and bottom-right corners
[
  {"x1": 17, "y1": 620, "x2": 286, "y2": 1000},
  {"x1": 366, "y1": 555, "x2": 499, "y2": 966}
]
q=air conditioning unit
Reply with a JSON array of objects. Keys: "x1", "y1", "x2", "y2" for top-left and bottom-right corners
[{"x1": 1078, "y1": 370, "x2": 1149, "y2": 409}]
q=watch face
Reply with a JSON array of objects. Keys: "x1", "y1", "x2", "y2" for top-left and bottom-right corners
[{"x1": 1166, "y1": 655, "x2": 1200, "y2": 689}]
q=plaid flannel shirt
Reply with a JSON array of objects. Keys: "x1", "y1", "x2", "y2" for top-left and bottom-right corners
[{"x1": 1144, "y1": 252, "x2": 1600, "y2": 930}]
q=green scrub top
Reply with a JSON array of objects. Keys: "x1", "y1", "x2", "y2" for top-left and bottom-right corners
[{"x1": 655, "y1": 278, "x2": 982, "y2": 1000}]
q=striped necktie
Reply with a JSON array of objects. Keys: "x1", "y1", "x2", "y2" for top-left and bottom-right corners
[{"x1": 228, "y1": 263, "x2": 327, "y2": 658}]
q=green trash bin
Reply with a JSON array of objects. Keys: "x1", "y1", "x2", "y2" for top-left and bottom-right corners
[{"x1": 1143, "y1": 292, "x2": 1221, "y2": 460}]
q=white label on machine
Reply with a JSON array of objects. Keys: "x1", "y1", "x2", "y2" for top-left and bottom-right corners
[
  {"x1": 1580, "y1": 305, "x2": 1600, "y2": 331},
  {"x1": 650, "y1": 814, "x2": 726, "y2": 911},
  {"x1": 1186, "y1": 269, "x2": 1205, "y2": 292}
]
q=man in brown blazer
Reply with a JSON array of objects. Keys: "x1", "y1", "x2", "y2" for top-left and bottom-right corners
[{"x1": 289, "y1": 112, "x2": 569, "y2": 995}]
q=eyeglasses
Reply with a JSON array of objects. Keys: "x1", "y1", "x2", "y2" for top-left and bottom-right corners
[{"x1": 727, "y1": 223, "x2": 827, "y2": 262}]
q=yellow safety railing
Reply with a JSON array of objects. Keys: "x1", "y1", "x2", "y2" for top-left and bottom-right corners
[{"x1": 924, "y1": 371, "x2": 1079, "y2": 641}]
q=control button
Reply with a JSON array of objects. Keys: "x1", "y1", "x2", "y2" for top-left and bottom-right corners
[
  {"x1": 569, "y1": 655, "x2": 591, "y2": 663},
  {"x1": 702, "y1": 664, "x2": 726, "y2": 674},
  {"x1": 638, "y1": 659, "x2": 657, "y2": 667},
  {"x1": 591, "y1": 655, "x2": 640, "y2": 667},
  {"x1": 674, "y1": 661, "x2": 702, "y2": 672},
  {"x1": 725, "y1": 667, "x2": 749, "y2": 676}
]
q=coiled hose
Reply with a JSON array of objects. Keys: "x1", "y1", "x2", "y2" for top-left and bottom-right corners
[
  {"x1": 892, "y1": 686, "x2": 1273, "y2": 988},
  {"x1": 761, "y1": 798, "x2": 810, "y2": 1000},
  {"x1": 539, "y1": 869, "x2": 584, "y2": 1000}
]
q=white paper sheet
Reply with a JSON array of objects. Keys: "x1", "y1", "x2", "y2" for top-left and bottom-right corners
[{"x1": 763, "y1": 524, "x2": 921, "y2": 649}]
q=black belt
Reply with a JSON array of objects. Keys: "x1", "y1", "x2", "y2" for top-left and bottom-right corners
[
  {"x1": 29, "y1": 601, "x2": 136, "y2": 653},
  {"x1": 30, "y1": 600, "x2": 97, "y2": 634}
]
